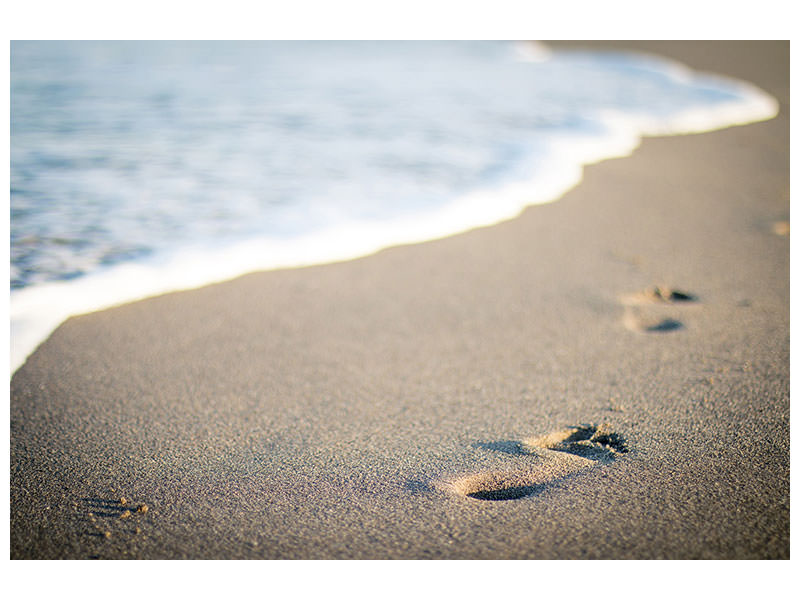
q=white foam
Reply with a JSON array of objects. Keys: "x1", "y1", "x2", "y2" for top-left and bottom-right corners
[{"x1": 9, "y1": 48, "x2": 780, "y2": 375}]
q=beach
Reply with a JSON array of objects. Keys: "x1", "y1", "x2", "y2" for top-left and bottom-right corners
[{"x1": 9, "y1": 41, "x2": 789, "y2": 559}]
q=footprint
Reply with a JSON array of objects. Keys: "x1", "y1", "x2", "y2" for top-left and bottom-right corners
[
  {"x1": 620, "y1": 286, "x2": 698, "y2": 305},
  {"x1": 444, "y1": 424, "x2": 627, "y2": 502},
  {"x1": 76, "y1": 496, "x2": 150, "y2": 540},
  {"x1": 620, "y1": 285, "x2": 698, "y2": 333},
  {"x1": 523, "y1": 422, "x2": 628, "y2": 459}
]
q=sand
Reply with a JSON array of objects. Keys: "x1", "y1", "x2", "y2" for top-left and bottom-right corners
[{"x1": 9, "y1": 41, "x2": 789, "y2": 559}]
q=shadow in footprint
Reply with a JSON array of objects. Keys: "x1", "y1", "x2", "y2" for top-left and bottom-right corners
[
  {"x1": 647, "y1": 287, "x2": 697, "y2": 303},
  {"x1": 645, "y1": 318, "x2": 683, "y2": 332},
  {"x1": 623, "y1": 310, "x2": 686, "y2": 334},
  {"x1": 467, "y1": 485, "x2": 543, "y2": 501},
  {"x1": 81, "y1": 497, "x2": 129, "y2": 518}
]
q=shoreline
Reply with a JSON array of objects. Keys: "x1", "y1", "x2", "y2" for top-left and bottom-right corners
[
  {"x1": 9, "y1": 42, "x2": 779, "y2": 376},
  {"x1": 10, "y1": 41, "x2": 789, "y2": 559}
]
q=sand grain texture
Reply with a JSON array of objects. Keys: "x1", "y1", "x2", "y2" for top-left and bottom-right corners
[{"x1": 10, "y1": 41, "x2": 789, "y2": 559}]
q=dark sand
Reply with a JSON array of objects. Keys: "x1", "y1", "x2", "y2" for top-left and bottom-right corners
[{"x1": 10, "y1": 41, "x2": 789, "y2": 559}]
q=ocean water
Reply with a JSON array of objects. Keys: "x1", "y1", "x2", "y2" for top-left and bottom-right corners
[{"x1": 10, "y1": 41, "x2": 778, "y2": 373}]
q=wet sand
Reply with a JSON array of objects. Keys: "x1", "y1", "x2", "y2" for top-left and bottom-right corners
[{"x1": 10, "y1": 41, "x2": 789, "y2": 559}]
